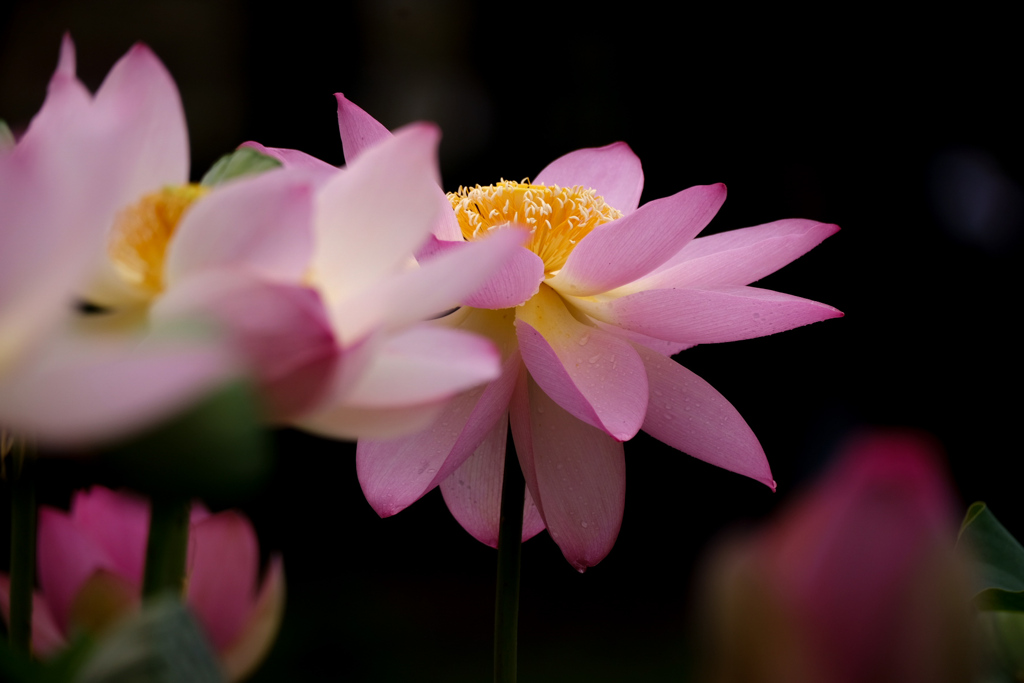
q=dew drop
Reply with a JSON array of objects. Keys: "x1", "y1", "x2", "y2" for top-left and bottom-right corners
[
  {"x1": 578, "y1": 335, "x2": 590, "y2": 346},
  {"x1": 580, "y1": 520, "x2": 589, "y2": 528},
  {"x1": 588, "y1": 354, "x2": 600, "y2": 363}
]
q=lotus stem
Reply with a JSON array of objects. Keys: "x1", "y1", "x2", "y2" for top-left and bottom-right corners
[
  {"x1": 142, "y1": 495, "x2": 191, "y2": 599},
  {"x1": 494, "y1": 427, "x2": 524, "y2": 683}
]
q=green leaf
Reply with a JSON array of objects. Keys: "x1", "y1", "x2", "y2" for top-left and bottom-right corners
[
  {"x1": 200, "y1": 147, "x2": 281, "y2": 187},
  {"x1": 100, "y1": 379, "x2": 272, "y2": 504},
  {"x1": 73, "y1": 598, "x2": 224, "y2": 683},
  {"x1": 958, "y1": 502, "x2": 1024, "y2": 610}
]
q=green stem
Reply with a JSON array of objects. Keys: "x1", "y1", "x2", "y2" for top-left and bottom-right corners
[
  {"x1": 494, "y1": 428, "x2": 524, "y2": 683},
  {"x1": 9, "y1": 441, "x2": 36, "y2": 654},
  {"x1": 142, "y1": 496, "x2": 191, "y2": 600}
]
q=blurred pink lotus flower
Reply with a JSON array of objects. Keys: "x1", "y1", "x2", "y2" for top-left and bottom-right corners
[
  {"x1": 697, "y1": 431, "x2": 976, "y2": 683},
  {"x1": 0, "y1": 36, "x2": 237, "y2": 446},
  {"x1": 0, "y1": 486, "x2": 283, "y2": 681},
  {"x1": 1, "y1": 36, "x2": 522, "y2": 443},
  {"x1": 252, "y1": 98, "x2": 841, "y2": 570}
]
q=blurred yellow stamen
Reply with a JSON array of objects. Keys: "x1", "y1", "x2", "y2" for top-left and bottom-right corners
[
  {"x1": 108, "y1": 184, "x2": 208, "y2": 295},
  {"x1": 448, "y1": 180, "x2": 621, "y2": 275}
]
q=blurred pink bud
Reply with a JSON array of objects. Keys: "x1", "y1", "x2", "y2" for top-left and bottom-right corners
[
  {"x1": 697, "y1": 430, "x2": 977, "y2": 683},
  {"x1": 0, "y1": 486, "x2": 283, "y2": 681}
]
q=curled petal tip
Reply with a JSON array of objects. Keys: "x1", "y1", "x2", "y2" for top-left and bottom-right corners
[{"x1": 768, "y1": 479, "x2": 778, "y2": 492}]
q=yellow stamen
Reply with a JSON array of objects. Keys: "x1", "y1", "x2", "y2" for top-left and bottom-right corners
[
  {"x1": 447, "y1": 180, "x2": 621, "y2": 275},
  {"x1": 108, "y1": 184, "x2": 208, "y2": 295}
]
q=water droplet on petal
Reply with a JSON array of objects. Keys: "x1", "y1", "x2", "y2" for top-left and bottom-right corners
[
  {"x1": 578, "y1": 335, "x2": 590, "y2": 346},
  {"x1": 581, "y1": 520, "x2": 588, "y2": 528},
  {"x1": 588, "y1": 354, "x2": 600, "y2": 363}
]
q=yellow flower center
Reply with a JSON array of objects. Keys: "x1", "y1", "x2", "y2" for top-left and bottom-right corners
[
  {"x1": 108, "y1": 184, "x2": 208, "y2": 295},
  {"x1": 448, "y1": 180, "x2": 621, "y2": 275}
]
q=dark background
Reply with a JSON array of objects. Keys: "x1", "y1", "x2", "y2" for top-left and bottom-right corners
[{"x1": 1, "y1": 2, "x2": 1020, "y2": 681}]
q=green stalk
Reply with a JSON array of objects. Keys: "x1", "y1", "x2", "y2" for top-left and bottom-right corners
[
  {"x1": 8, "y1": 440, "x2": 36, "y2": 653},
  {"x1": 141, "y1": 496, "x2": 191, "y2": 600},
  {"x1": 494, "y1": 429, "x2": 525, "y2": 683}
]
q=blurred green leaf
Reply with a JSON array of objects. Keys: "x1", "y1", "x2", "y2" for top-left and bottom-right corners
[
  {"x1": 958, "y1": 502, "x2": 1024, "y2": 611},
  {"x1": 200, "y1": 147, "x2": 281, "y2": 187},
  {"x1": 0, "y1": 633, "x2": 96, "y2": 683},
  {"x1": 74, "y1": 598, "x2": 224, "y2": 683},
  {"x1": 100, "y1": 380, "x2": 271, "y2": 504}
]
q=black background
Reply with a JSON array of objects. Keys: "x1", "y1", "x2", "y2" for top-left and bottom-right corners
[{"x1": 1, "y1": 2, "x2": 1021, "y2": 680}]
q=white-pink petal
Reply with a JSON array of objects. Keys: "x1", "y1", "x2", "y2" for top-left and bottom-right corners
[
  {"x1": 534, "y1": 142, "x2": 644, "y2": 215},
  {"x1": 510, "y1": 374, "x2": 625, "y2": 572},
  {"x1": 548, "y1": 183, "x2": 727, "y2": 297},
  {"x1": 329, "y1": 227, "x2": 527, "y2": 345},
  {"x1": 416, "y1": 237, "x2": 544, "y2": 309},
  {"x1": 356, "y1": 348, "x2": 520, "y2": 517},
  {"x1": 574, "y1": 285, "x2": 843, "y2": 345},
  {"x1": 152, "y1": 270, "x2": 339, "y2": 418},
  {"x1": 296, "y1": 325, "x2": 501, "y2": 440},
  {"x1": 166, "y1": 170, "x2": 315, "y2": 287},
  {"x1": 0, "y1": 333, "x2": 235, "y2": 448},
  {"x1": 92, "y1": 42, "x2": 189, "y2": 201},
  {"x1": 633, "y1": 343, "x2": 775, "y2": 489},
  {"x1": 440, "y1": 412, "x2": 546, "y2": 547},
  {"x1": 312, "y1": 123, "x2": 442, "y2": 305},
  {"x1": 515, "y1": 285, "x2": 647, "y2": 441},
  {"x1": 635, "y1": 219, "x2": 840, "y2": 290}
]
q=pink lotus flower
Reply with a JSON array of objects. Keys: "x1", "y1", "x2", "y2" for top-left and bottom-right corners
[
  {"x1": 256, "y1": 97, "x2": 842, "y2": 570},
  {"x1": 0, "y1": 486, "x2": 283, "y2": 681},
  {"x1": 696, "y1": 431, "x2": 974, "y2": 683},
  {"x1": 1, "y1": 36, "x2": 524, "y2": 443},
  {"x1": 0, "y1": 36, "x2": 239, "y2": 447}
]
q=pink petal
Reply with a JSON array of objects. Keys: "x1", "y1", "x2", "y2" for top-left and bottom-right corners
[
  {"x1": 70, "y1": 488, "x2": 149, "y2": 586},
  {"x1": 187, "y1": 511, "x2": 259, "y2": 652},
  {"x1": 37, "y1": 507, "x2": 117, "y2": 632},
  {"x1": 296, "y1": 324, "x2": 501, "y2": 440},
  {"x1": 547, "y1": 184, "x2": 727, "y2": 297},
  {"x1": 312, "y1": 123, "x2": 442, "y2": 305},
  {"x1": 591, "y1": 320, "x2": 693, "y2": 357},
  {"x1": 415, "y1": 237, "x2": 544, "y2": 309},
  {"x1": 219, "y1": 555, "x2": 285, "y2": 682},
  {"x1": 92, "y1": 42, "x2": 189, "y2": 200},
  {"x1": 154, "y1": 270, "x2": 339, "y2": 418},
  {"x1": 0, "y1": 573, "x2": 67, "y2": 656},
  {"x1": 340, "y1": 325, "x2": 499, "y2": 408},
  {"x1": 238, "y1": 141, "x2": 338, "y2": 184},
  {"x1": 633, "y1": 343, "x2": 774, "y2": 489},
  {"x1": 440, "y1": 412, "x2": 546, "y2": 547},
  {"x1": 166, "y1": 170, "x2": 315, "y2": 286},
  {"x1": 334, "y1": 95, "x2": 457, "y2": 241},
  {"x1": 534, "y1": 142, "x2": 644, "y2": 214},
  {"x1": 0, "y1": 333, "x2": 235, "y2": 448},
  {"x1": 636, "y1": 219, "x2": 840, "y2": 289},
  {"x1": 573, "y1": 285, "x2": 843, "y2": 345},
  {"x1": 515, "y1": 284, "x2": 647, "y2": 441},
  {"x1": 356, "y1": 344, "x2": 520, "y2": 517},
  {"x1": 510, "y1": 374, "x2": 625, "y2": 572},
  {"x1": 296, "y1": 400, "x2": 449, "y2": 440},
  {"x1": 329, "y1": 227, "x2": 527, "y2": 345},
  {"x1": 336, "y1": 93, "x2": 392, "y2": 163}
]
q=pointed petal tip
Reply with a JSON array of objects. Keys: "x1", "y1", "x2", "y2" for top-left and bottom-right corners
[
  {"x1": 767, "y1": 478, "x2": 778, "y2": 493},
  {"x1": 57, "y1": 34, "x2": 76, "y2": 76}
]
